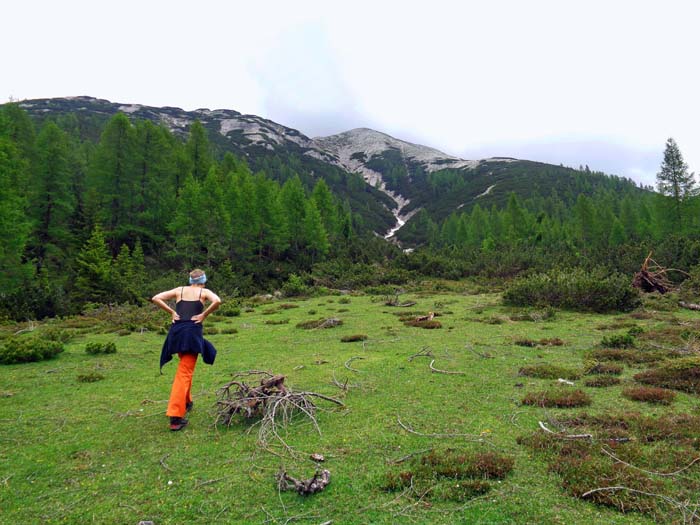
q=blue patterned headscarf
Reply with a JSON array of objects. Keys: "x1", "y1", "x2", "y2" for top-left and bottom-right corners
[{"x1": 189, "y1": 273, "x2": 207, "y2": 285}]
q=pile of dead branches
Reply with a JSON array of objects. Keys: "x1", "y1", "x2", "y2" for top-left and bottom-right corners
[
  {"x1": 215, "y1": 371, "x2": 344, "y2": 450},
  {"x1": 632, "y1": 252, "x2": 675, "y2": 294}
]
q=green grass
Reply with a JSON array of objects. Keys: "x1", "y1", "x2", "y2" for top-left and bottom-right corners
[{"x1": 1, "y1": 290, "x2": 698, "y2": 524}]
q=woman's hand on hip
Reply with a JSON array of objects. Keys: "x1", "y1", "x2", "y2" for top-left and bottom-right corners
[
  {"x1": 191, "y1": 313, "x2": 205, "y2": 324},
  {"x1": 171, "y1": 312, "x2": 181, "y2": 323}
]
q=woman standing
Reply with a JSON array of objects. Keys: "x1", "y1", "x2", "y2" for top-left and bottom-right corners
[{"x1": 152, "y1": 269, "x2": 222, "y2": 431}]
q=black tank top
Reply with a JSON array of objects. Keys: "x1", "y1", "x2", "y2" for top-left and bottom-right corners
[{"x1": 175, "y1": 287, "x2": 204, "y2": 321}]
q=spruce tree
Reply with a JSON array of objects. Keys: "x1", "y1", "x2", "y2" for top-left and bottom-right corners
[{"x1": 74, "y1": 225, "x2": 113, "y2": 304}]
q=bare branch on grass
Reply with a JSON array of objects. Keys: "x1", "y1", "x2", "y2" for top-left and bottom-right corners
[
  {"x1": 429, "y1": 359, "x2": 465, "y2": 375},
  {"x1": 601, "y1": 447, "x2": 700, "y2": 477},
  {"x1": 344, "y1": 356, "x2": 364, "y2": 372}
]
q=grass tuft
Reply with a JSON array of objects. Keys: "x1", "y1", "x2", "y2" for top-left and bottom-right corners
[{"x1": 622, "y1": 386, "x2": 676, "y2": 405}]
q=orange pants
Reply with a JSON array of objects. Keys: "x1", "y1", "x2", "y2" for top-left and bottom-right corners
[{"x1": 166, "y1": 353, "x2": 198, "y2": 418}]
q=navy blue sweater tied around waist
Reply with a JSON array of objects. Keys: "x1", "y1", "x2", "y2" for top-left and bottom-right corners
[{"x1": 159, "y1": 320, "x2": 217, "y2": 372}]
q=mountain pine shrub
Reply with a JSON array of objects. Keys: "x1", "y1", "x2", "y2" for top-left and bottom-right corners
[{"x1": 503, "y1": 267, "x2": 640, "y2": 312}]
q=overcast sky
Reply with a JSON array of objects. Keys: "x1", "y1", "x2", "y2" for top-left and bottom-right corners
[{"x1": 4, "y1": 0, "x2": 699, "y2": 186}]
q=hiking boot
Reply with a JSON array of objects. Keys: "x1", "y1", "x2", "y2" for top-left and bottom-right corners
[
  {"x1": 186, "y1": 401, "x2": 193, "y2": 413},
  {"x1": 169, "y1": 416, "x2": 188, "y2": 431}
]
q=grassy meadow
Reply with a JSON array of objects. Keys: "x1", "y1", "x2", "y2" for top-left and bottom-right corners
[{"x1": 1, "y1": 284, "x2": 699, "y2": 524}]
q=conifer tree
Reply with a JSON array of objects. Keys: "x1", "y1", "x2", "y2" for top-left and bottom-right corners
[
  {"x1": 74, "y1": 225, "x2": 113, "y2": 303},
  {"x1": 186, "y1": 121, "x2": 212, "y2": 180},
  {"x1": 656, "y1": 138, "x2": 696, "y2": 231},
  {"x1": 31, "y1": 121, "x2": 75, "y2": 271},
  {"x1": 311, "y1": 179, "x2": 338, "y2": 238},
  {"x1": 280, "y1": 176, "x2": 307, "y2": 253},
  {"x1": 87, "y1": 113, "x2": 137, "y2": 249},
  {"x1": 303, "y1": 200, "x2": 330, "y2": 261},
  {"x1": 0, "y1": 132, "x2": 32, "y2": 292}
]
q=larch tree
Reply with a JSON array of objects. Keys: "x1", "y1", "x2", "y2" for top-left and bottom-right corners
[
  {"x1": 31, "y1": 121, "x2": 75, "y2": 272},
  {"x1": 656, "y1": 138, "x2": 696, "y2": 231}
]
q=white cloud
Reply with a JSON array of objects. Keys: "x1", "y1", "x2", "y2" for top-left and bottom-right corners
[{"x1": 2, "y1": 0, "x2": 699, "y2": 183}]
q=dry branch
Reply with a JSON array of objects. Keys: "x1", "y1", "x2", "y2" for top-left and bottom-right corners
[
  {"x1": 397, "y1": 415, "x2": 492, "y2": 444},
  {"x1": 215, "y1": 373, "x2": 344, "y2": 452},
  {"x1": 538, "y1": 421, "x2": 592, "y2": 440},
  {"x1": 429, "y1": 359, "x2": 465, "y2": 375},
  {"x1": 679, "y1": 301, "x2": 700, "y2": 311},
  {"x1": 344, "y1": 356, "x2": 364, "y2": 372},
  {"x1": 408, "y1": 347, "x2": 433, "y2": 361},
  {"x1": 601, "y1": 447, "x2": 700, "y2": 477},
  {"x1": 277, "y1": 468, "x2": 331, "y2": 496}
]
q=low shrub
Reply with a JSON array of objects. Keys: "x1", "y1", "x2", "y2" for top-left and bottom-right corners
[
  {"x1": 585, "y1": 363, "x2": 623, "y2": 375},
  {"x1": 77, "y1": 372, "x2": 105, "y2": 383},
  {"x1": 518, "y1": 364, "x2": 580, "y2": 380},
  {"x1": 622, "y1": 386, "x2": 676, "y2": 405},
  {"x1": 589, "y1": 348, "x2": 672, "y2": 365},
  {"x1": 338, "y1": 297, "x2": 351, "y2": 304},
  {"x1": 203, "y1": 327, "x2": 220, "y2": 335},
  {"x1": 538, "y1": 338, "x2": 564, "y2": 346},
  {"x1": 0, "y1": 337, "x2": 64, "y2": 364},
  {"x1": 601, "y1": 334, "x2": 635, "y2": 348},
  {"x1": 278, "y1": 303, "x2": 300, "y2": 310},
  {"x1": 382, "y1": 448, "x2": 514, "y2": 503},
  {"x1": 281, "y1": 274, "x2": 309, "y2": 297},
  {"x1": 264, "y1": 319, "x2": 289, "y2": 325},
  {"x1": 340, "y1": 334, "x2": 368, "y2": 342},
  {"x1": 522, "y1": 389, "x2": 591, "y2": 408},
  {"x1": 584, "y1": 376, "x2": 621, "y2": 387},
  {"x1": 503, "y1": 267, "x2": 641, "y2": 313},
  {"x1": 404, "y1": 319, "x2": 442, "y2": 329},
  {"x1": 514, "y1": 338, "x2": 536, "y2": 347},
  {"x1": 85, "y1": 342, "x2": 117, "y2": 355},
  {"x1": 41, "y1": 326, "x2": 74, "y2": 343},
  {"x1": 220, "y1": 327, "x2": 239, "y2": 334},
  {"x1": 633, "y1": 357, "x2": 700, "y2": 393},
  {"x1": 217, "y1": 303, "x2": 241, "y2": 317}
]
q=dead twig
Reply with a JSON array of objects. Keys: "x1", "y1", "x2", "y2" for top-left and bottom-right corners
[
  {"x1": 159, "y1": 453, "x2": 173, "y2": 472},
  {"x1": 538, "y1": 421, "x2": 592, "y2": 440},
  {"x1": 429, "y1": 359, "x2": 464, "y2": 375},
  {"x1": 408, "y1": 346, "x2": 433, "y2": 361},
  {"x1": 344, "y1": 356, "x2": 364, "y2": 372},
  {"x1": 194, "y1": 476, "x2": 227, "y2": 489},
  {"x1": 601, "y1": 447, "x2": 700, "y2": 477},
  {"x1": 465, "y1": 343, "x2": 493, "y2": 359},
  {"x1": 386, "y1": 448, "x2": 433, "y2": 465},
  {"x1": 397, "y1": 416, "x2": 493, "y2": 445}
]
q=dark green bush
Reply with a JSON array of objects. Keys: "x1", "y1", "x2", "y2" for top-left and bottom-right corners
[
  {"x1": 217, "y1": 302, "x2": 241, "y2": 317},
  {"x1": 503, "y1": 267, "x2": 641, "y2": 313},
  {"x1": 0, "y1": 337, "x2": 64, "y2": 364},
  {"x1": 85, "y1": 342, "x2": 117, "y2": 355}
]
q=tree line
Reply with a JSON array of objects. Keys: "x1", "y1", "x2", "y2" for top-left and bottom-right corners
[{"x1": 0, "y1": 106, "x2": 368, "y2": 318}]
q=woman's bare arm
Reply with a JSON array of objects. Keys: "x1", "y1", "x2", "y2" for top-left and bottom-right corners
[
  {"x1": 152, "y1": 288, "x2": 180, "y2": 322},
  {"x1": 191, "y1": 289, "x2": 222, "y2": 324}
]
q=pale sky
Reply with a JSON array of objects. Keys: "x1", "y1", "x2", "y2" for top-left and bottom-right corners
[{"x1": 4, "y1": 0, "x2": 699, "y2": 186}]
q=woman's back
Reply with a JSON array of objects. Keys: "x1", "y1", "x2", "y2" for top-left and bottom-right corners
[{"x1": 175, "y1": 286, "x2": 204, "y2": 321}]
